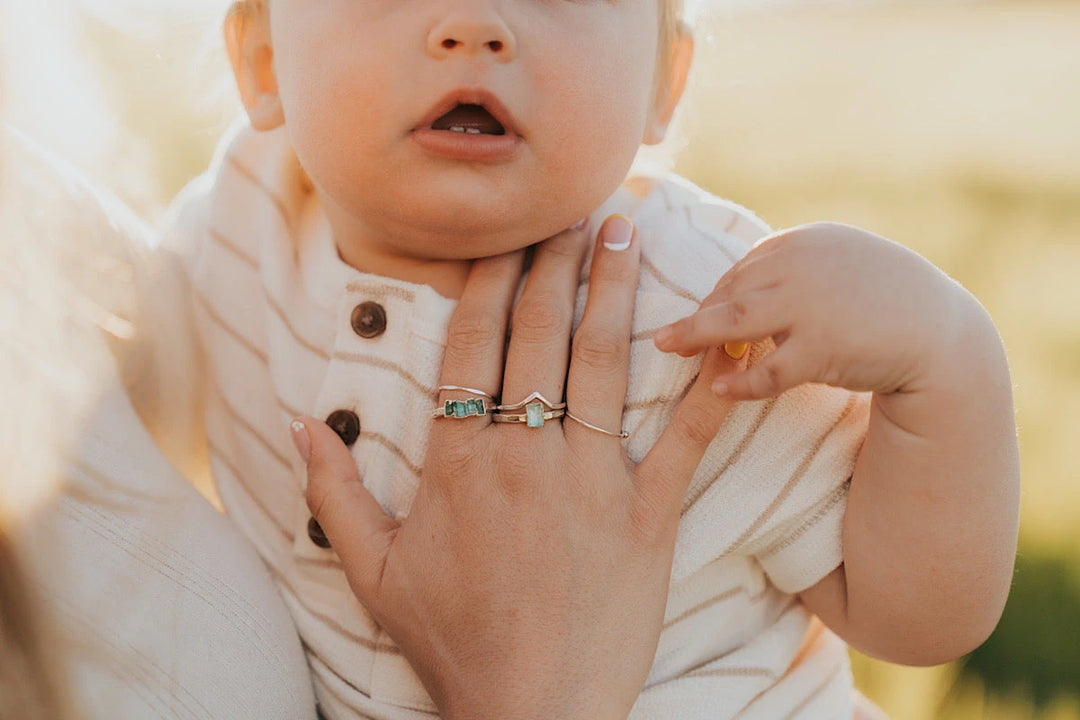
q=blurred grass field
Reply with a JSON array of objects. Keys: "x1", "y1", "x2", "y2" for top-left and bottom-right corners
[
  {"x1": 12, "y1": 0, "x2": 1079, "y2": 717},
  {"x1": 676, "y1": 3, "x2": 1080, "y2": 718}
]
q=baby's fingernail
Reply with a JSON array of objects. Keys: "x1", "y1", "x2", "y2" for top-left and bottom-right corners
[
  {"x1": 290, "y1": 419, "x2": 311, "y2": 464},
  {"x1": 654, "y1": 325, "x2": 675, "y2": 348},
  {"x1": 724, "y1": 341, "x2": 749, "y2": 360},
  {"x1": 571, "y1": 217, "x2": 588, "y2": 231},
  {"x1": 602, "y1": 214, "x2": 633, "y2": 251}
]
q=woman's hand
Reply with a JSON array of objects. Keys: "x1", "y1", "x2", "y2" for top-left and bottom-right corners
[{"x1": 293, "y1": 216, "x2": 743, "y2": 720}]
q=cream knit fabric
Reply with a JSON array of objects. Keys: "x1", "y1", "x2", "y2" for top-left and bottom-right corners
[
  {"x1": 3, "y1": 125, "x2": 317, "y2": 720},
  {"x1": 165, "y1": 123, "x2": 872, "y2": 720}
]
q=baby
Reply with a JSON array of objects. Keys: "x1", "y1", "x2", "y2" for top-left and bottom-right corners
[{"x1": 154, "y1": 0, "x2": 1021, "y2": 717}]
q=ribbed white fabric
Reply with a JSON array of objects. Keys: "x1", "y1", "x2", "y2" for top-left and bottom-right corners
[
  {"x1": 4, "y1": 125, "x2": 317, "y2": 720},
  {"x1": 26, "y1": 378, "x2": 319, "y2": 720},
  {"x1": 166, "y1": 123, "x2": 872, "y2": 720}
]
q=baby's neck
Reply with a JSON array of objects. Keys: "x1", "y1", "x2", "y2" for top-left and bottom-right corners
[
  {"x1": 319, "y1": 193, "x2": 472, "y2": 300},
  {"x1": 337, "y1": 240, "x2": 471, "y2": 300}
]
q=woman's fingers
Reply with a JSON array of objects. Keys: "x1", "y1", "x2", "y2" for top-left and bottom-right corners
[
  {"x1": 500, "y1": 223, "x2": 590, "y2": 408},
  {"x1": 564, "y1": 215, "x2": 640, "y2": 444},
  {"x1": 437, "y1": 249, "x2": 525, "y2": 434},
  {"x1": 295, "y1": 417, "x2": 398, "y2": 610},
  {"x1": 635, "y1": 348, "x2": 743, "y2": 520}
]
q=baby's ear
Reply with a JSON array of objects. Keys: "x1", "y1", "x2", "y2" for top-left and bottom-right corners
[
  {"x1": 224, "y1": 2, "x2": 284, "y2": 131},
  {"x1": 644, "y1": 21, "x2": 694, "y2": 146}
]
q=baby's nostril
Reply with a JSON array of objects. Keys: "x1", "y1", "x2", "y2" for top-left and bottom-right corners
[
  {"x1": 442, "y1": 38, "x2": 458, "y2": 49},
  {"x1": 488, "y1": 40, "x2": 503, "y2": 52}
]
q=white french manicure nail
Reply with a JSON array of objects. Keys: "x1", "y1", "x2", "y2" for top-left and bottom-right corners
[{"x1": 603, "y1": 214, "x2": 633, "y2": 251}]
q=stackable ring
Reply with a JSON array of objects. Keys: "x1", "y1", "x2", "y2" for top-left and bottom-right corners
[
  {"x1": 432, "y1": 397, "x2": 490, "y2": 419},
  {"x1": 565, "y1": 411, "x2": 630, "y2": 439},
  {"x1": 491, "y1": 405, "x2": 565, "y2": 428},
  {"x1": 438, "y1": 385, "x2": 496, "y2": 400},
  {"x1": 495, "y1": 391, "x2": 566, "y2": 412}
]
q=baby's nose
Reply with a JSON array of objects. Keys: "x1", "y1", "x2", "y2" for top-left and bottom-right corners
[{"x1": 427, "y1": 12, "x2": 517, "y2": 61}]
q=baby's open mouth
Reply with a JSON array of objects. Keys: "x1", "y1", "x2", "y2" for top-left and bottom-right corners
[{"x1": 430, "y1": 104, "x2": 506, "y2": 136}]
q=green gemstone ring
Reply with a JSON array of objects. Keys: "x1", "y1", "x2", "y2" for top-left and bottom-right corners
[{"x1": 431, "y1": 397, "x2": 488, "y2": 419}]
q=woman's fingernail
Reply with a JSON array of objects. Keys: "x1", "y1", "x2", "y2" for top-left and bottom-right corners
[
  {"x1": 290, "y1": 419, "x2": 311, "y2": 464},
  {"x1": 571, "y1": 217, "x2": 588, "y2": 231},
  {"x1": 603, "y1": 214, "x2": 633, "y2": 251},
  {"x1": 724, "y1": 341, "x2": 749, "y2": 360}
]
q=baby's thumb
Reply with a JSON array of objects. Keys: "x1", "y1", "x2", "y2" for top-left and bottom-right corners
[{"x1": 291, "y1": 416, "x2": 398, "y2": 608}]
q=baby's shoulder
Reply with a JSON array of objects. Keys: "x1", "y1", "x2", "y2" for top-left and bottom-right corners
[
  {"x1": 162, "y1": 122, "x2": 301, "y2": 264},
  {"x1": 600, "y1": 174, "x2": 772, "y2": 304}
]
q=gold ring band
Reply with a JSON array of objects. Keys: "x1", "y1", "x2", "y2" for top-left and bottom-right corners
[
  {"x1": 495, "y1": 391, "x2": 566, "y2": 412},
  {"x1": 491, "y1": 405, "x2": 565, "y2": 428},
  {"x1": 438, "y1": 385, "x2": 497, "y2": 400},
  {"x1": 565, "y1": 411, "x2": 629, "y2": 439}
]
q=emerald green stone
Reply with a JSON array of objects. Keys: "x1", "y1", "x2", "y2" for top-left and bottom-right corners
[
  {"x1": 476, "y1": 399, "x2": 486, "y2": 416},
  {"x1": 445, "y1": 400, "x2": 454, "y2": 417},
  {"x1": 453, "y1": 400, "x2": 468, "y2": 418},
  {"x1": 466, "y1": 399, "x2": 478, "y2": 416},
  {"x1": 526, "y1": 401, "x2": 544, "y2": 428}
]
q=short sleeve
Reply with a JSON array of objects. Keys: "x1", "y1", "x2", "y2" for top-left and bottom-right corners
[
  {"x1": 610, "y1": 175, "x2": 871, "y2": 594},
  {"x1": 738, "y1": 386, "x2": 870, "y2": 593}
]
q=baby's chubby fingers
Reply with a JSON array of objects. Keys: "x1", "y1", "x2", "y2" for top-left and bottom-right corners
[
  {"x1": 711, "y1": 342, "x2": 813, "y2": 401},
  {"x1": 653, "y1": 242, "x2": 792, "y2": 357},
  {"x1": 653, "y1": 287, "x2": 788, "y2": 357}
]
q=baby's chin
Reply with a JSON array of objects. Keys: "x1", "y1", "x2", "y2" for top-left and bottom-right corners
[{"x1": 379, "y1": 202, "x2": 588, "y2": 261}]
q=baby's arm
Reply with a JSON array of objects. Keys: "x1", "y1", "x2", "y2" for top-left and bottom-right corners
[{"x1": 654, "y1": 222, "x2": 1020, "y2": 666}]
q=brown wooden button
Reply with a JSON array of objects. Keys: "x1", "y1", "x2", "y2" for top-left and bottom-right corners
[
  {"x1": 351, "y1": 302, "x2": 387, "y2": 339},
  {"x1": 307, "y1": 516, "x2": 331, "y2": 549},
  {"x1": 326, "y1": 409, "x2": 360, "y2": 446}
]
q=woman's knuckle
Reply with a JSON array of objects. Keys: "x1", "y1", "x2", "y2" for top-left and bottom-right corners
[
  {"x1": 573, "y1": 326, "x2": 624, "y2": 370},
  {"x1": 447, "y1": 310, "x2": 501, "y2": 356},
  {"x1": 494, "y1": 445, "x2": 543, "y2": 498},
  {"x1": 513, "y1": 294, "x2": 569, "y2": 339},
  {"x1": 674, "y1": 400, "x2": 719, "y2": 448}
]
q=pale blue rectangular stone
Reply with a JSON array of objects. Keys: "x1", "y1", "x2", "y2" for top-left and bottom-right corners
[{"x1": 526, "y1": 402, "x2": 544, "y2": 428}]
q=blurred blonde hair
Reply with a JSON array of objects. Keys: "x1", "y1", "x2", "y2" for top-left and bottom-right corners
[{"x1": 0, "y1": 42, "x2": 141, "y2": 718}]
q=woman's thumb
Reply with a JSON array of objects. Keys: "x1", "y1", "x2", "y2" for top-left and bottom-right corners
[{"x1": 291, "y1": 416, "x2": 398, "y2": 606}]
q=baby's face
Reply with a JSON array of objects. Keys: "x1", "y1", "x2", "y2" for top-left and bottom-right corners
[{"x1": 242, "y1": 0, "x2": 679, "y2": 261}]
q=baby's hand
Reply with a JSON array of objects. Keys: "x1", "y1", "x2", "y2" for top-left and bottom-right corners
[{"x1": 653, "y1": 222, "x2": 969, "y2": 400}]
